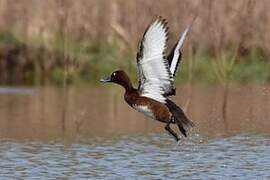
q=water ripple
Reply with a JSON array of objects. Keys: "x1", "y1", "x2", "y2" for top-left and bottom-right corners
[{"x1": 0, "y1": 134, "x2": 269, "y2": 179}]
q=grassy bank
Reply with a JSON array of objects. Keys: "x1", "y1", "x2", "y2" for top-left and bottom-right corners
[
  {"x1": 0, "y1": 31, "x2": 269, "y2": 85},
  {"x1": 178, "y1": 50, "x2": 270, "y2": 85}
]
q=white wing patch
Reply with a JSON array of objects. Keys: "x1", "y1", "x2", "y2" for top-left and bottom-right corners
[
  {"x1": 133, "y1": 105, "x2": 154, "y2": 119},
  {"x1": 137, "y1": 17, "x2": 173, "y2": 104},
  {"x1": 170, "y1": 26, "x2": 190, "y2": 76}
]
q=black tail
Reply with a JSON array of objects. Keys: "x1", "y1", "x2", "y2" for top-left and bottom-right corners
[{"x1": 165, "y1": 99, "x2": 194, "y2": 137}]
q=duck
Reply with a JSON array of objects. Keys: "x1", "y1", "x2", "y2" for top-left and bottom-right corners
[{"x1": 100, "y1": 16, "x2": 194, "y2": 141}]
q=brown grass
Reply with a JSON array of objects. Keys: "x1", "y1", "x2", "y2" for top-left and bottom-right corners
[{"x1": 0, "y1": 0, "x2": 269, "y2": 57}]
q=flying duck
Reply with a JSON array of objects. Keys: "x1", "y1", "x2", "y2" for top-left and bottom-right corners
[{"x1": 100, "y1": 17, "x2": 194, "y2": 141}]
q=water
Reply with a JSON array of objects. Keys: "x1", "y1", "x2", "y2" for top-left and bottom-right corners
[
  {"x1": 0, "y1": 134, "x2": 269, "y2": 179},
  {"x1": 0, "y1": 85, "x2": 269, "y2": 179}
]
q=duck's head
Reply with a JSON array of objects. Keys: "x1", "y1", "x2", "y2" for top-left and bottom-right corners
[{"x1": 100, "y1": 70, "x2": 132, "y2": 90}]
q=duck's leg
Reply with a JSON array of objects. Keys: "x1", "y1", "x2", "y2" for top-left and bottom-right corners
[
  {"x1": 165, "y1": 120, "x2": 180, "y2": 142},
  {"x1": 176, "y1": 124, "x2": 187, "y2": 137}
]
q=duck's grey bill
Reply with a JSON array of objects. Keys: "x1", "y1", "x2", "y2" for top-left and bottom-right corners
[{"x1": 100, "y1": 77, "x2": 111, "y2": 83}]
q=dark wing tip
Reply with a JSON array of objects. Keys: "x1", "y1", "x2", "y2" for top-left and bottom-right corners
[
  {"x1": 156, "y1": 16, "x2": 169, "y2": 36},
  {"x1": 137, "y1": 15, "x2": 170, "y2": 62}
]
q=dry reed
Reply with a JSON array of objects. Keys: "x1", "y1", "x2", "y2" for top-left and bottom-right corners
[{"x1": 0, "y1": 0, "x2": 269, "y2": 57}]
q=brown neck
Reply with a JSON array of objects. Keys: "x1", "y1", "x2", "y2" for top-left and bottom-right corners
[{"x1": 120, "y1": 78, "x2": 133, "y2": 91}]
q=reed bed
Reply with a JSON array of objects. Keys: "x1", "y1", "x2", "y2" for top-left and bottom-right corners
[{"x1": 0, "y1": 0, "x2": 269, "y2": 84}]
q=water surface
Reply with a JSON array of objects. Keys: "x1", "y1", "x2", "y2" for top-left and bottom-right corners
[
  {"x1": 0, "y1": 134, "x2": 269, "y2": 179},
  {"x1": 0, "y1": 85, "x2": 269, "y2": 179}
]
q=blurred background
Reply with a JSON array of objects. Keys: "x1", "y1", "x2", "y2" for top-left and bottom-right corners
[
  {"x1": 0, "y1": 1, "x2": 270, "y2": 178},
  {"x1": 1, "y1": 0, "x2": 270, "y2": 85},
  {"x1": 0, "y1": 0, "x2": 269, "y2": 138}
]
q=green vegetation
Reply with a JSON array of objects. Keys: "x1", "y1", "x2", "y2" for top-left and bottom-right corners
[
  {"x1": 0, "y1": 31, "x2": 269, "y2": 85},
  {"x1": 178, "y1": 50, "x2": 270, "y2": 84}
]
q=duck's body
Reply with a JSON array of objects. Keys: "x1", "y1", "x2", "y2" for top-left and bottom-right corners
[
  {"x1": 100, "y1": 17, "x2": 194, "y2": 141},
  {"x1": 125, "y1": 89, "x2": 171, "y2": 123}
]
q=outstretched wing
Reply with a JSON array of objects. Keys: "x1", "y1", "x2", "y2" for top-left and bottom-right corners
[
  {"x1": 136, "y1": 17, "x2": 173, "y2": 103},
  {"x1": 167, "y1": 26, "x2": 190, "y2": 77}
]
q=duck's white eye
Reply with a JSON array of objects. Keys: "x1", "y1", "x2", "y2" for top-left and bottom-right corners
[{"x1": 113, "y1": 73, "x2": 116, "y2": 76}]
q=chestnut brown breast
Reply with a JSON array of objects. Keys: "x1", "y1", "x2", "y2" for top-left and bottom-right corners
[{"x1": 125, "y1": 90, "x2": 171, "y2": 123}]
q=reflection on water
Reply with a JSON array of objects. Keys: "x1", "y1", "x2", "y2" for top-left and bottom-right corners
[
  {"x1": 0, "y1": 85, "x2": 269, "y2": 140},
  {"x1": 0, "y1": 134, "x2": 269, "y2": 179},
  {"x1": 0, "y1": 85, "x2": 269, "y2": 179}
]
